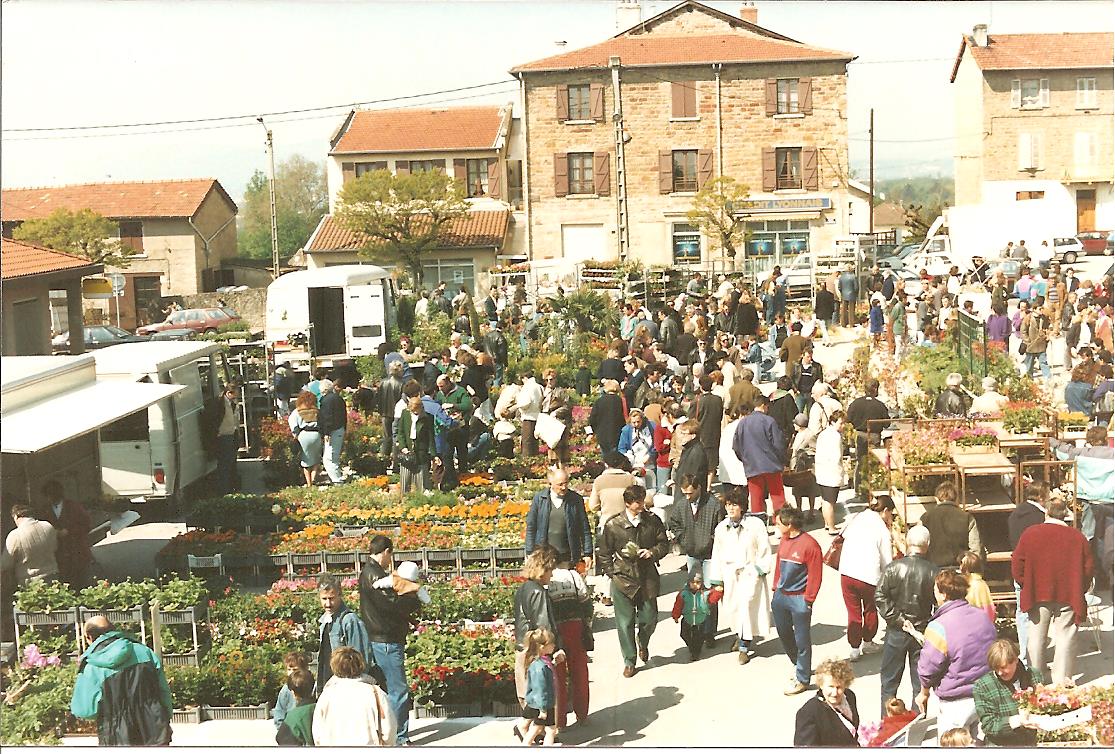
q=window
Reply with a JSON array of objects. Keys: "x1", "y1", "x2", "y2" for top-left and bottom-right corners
[
  {"x1": 1075, "y1": 132, "x2": 1097, "y2": 171},
  {"x1": 355, "y1": 161, "x2": 387, "y2": 177},
  {"x1": 409, "y1": 160, "x2": 437, "y2": 173},
  {"x1": 776, "y1": 147, "x2": 802, "y2": 189},
  {"x1": 1012, "y1": 78, "x2": 1049, "y2": 109},
  {"x1": 776, "y1": 78, "x2": 799, "y2": 114},
  {"x1": 568, "y1": 84, "x2": 591, "y2": 120},
  {"x1": 672, "y1": 150, "x2": 698, "y2": 192},
  {"x1": 101, "y1": 409, "x2": 150, "y2": 443},
  {"x1": 1077, "y1": 77, "x2": 1097, "y2": 109},
  {"x1": 568, "y1": 152, "x2": 594, "y2": 195},
  {"x1": 1017, "y1": 133, "x2": 1044, "y2": 171},
  {"x1": 745, "y1": 220, "x2": 811, "y2": 272},
  {"x1": 672, "y1": 223, "x2": 701, "y2": 264},
  {"x1": 1016, "y1": 191, "x2": 1046, "y2": 200},
  {"x1": 422, "y1": 258, "x2": 475, "y2": 295},
  {"x1": 466, "y1": 159, "x2": 489, "y2": 197},
  {"x1": 119, "y1": 221, "x2": 143, "y2": 255},
  {"x1": 133, "y1": 275, "x2": 162, "y2": 327}
]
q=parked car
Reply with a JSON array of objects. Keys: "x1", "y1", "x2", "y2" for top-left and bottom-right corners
[
  {"x1": 1077, "y1": 231, "x2": 1113, "y2": 256},
  {"x1": 136, "y1": 306, "x2": 241, "y2": 336},
  {"x1": 148, "y1": 328, "x2": 198, "y2": 342},
  {"x1": 51, "y1": 325, "x2": 150, "y2": 354},
  {"x1": 1050, "y1": 237, "x2": 1084, "y2": 265},
  {"x1": 876, "y1": 241, "x2": 921, "y2": 270}
]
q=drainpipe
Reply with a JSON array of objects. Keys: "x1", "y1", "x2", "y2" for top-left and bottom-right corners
[
  {"x1": 188, "y1": 214, "x2": 236, "y2": 291},
  {"x1": 713, "y1": 64, "x2": 723, "y2": 177},
  {"x1": 610, "y1": 56, "x2": 629, "y2": 260}
]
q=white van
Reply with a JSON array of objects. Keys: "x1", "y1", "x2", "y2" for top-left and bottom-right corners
[
  {"x1": 266, "y1": 265, "x2": 396, "y2": 368},
  {"x1": 92, "y1": 342, "x2": 230, "y2": 503}
]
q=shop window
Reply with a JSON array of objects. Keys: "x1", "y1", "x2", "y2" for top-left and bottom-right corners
[{"x1": 672, "y1": 223, "x2": 701, "y2": 264}]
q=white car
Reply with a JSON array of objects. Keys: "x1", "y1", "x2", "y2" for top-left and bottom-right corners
[
  {"x1": 1050, "y1": 237, "x2": 1084, "y2": 265},
  {"x1": 903, "y1": 249, "x2": 962, "y2": 278}
]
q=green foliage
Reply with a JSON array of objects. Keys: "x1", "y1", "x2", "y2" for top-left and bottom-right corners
[
  {"x1": 877, "y1": 176, "x2": 954, "y2": 239},
  {"x1": 186, "y1": 494, "x2": 282, "y2": 531},
  {"x1": 165, "y1": 648, "x2": 285, "y2": 707},
  {"x1": 16, "y1": 629, "x2": 78, "y2": 658},
  {"x1": 0, "y1": 664, "x2": 78, "y2": 745},
  {"x1": 411, "y1": 312, "x2": 454, "y2": 353},
  {"x1": 15, "y1": 577, "x2": 208, "y2": 612},
  {"x1": 421, "y1": 577, "x2": 521, "y2": 623},
  {"x1": 335, "y1": 169, "x2": 469, "y2": 286},
  {"x1": 548, "y1": 287, "x2": 618, "y2": 337},
  {"x1": 686, "y1": 175, "x2": 751, "y2": 259},
  {"x1": 355, "y1": 354, "x2": 385, "y2": 384},
  {"x1": 238, "y1": 155, "x2": 328, "y2": 260},
  {"x1": 13, "y1": 208, "x2": 133, "y2": 267}
]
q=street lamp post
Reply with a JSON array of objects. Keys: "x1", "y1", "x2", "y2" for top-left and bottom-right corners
[{"x1": 257, "y1": 117, "x2": 280, "y2": 280}]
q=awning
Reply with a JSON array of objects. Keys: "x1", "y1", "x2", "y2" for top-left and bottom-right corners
[{"x1": 1, "y1": 381, "x2": 185, "y2": 454}]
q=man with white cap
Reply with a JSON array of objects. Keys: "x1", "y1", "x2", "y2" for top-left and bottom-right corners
[
  {"x1": 358, "y1": 535, "x2": 427, "y2": 746},
  {"x1": 934, "y1": 373, "x2": 970, "y2": 418},
  {"x1": 970, "y1": 376, "x2": 1009, "y2": 415}
]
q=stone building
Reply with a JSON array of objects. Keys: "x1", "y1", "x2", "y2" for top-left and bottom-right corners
[
  {"x1": 314, "y1": 104, "x2": 524, "y2": 293},
  {"x1": 951, "y1": 26, "x2": 1114, "y2": 233},
  {"x1": 2, "y1": 179, "x2": 238, "y2": 329},
  {"x1": 510, "y1": 0, "x2": 863, "y2": 278}
]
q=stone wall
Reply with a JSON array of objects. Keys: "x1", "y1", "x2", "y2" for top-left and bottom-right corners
[{"x1": 181, "y1": 288, "x2": 268, "y2": 333}]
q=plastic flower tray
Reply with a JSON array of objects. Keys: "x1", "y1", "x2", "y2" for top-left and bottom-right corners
[{"x1": 201, "y1": 703, "x2": 271, "y2": 721}]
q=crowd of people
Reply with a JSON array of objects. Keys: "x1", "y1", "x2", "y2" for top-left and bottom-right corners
[{"x1": 34, "y1": 259, "x2": 1111, "y2": 747}]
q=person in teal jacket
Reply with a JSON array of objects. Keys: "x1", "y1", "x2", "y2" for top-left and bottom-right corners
[
  {"x1": 70, "y1": 616, "x2": 173, "y2": 746},
  {"x1": 671, "y1": 573, "x2": 723, "y2": 660}
]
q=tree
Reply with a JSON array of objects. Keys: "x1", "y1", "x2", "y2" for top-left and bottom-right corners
[
  {"x1": 238, "y1": 154, "x2": 327, "y2": 260},
  {"x1": 335, "y1": 169, "x2": 468, "y2": 287},
  {"x1": 12, "y1": 208, "x2": 132, "y2": 268},
  {"x1": 686, "y1": 176, "x2": 751, "y2": 264}
]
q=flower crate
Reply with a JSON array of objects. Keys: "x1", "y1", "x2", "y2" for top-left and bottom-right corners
[
  {"x1": 13, "y1": 608, "x2": 82, "y2": 655},
  {"x1": 425, "y1": 549, "x2": 459, "y2": 578},
  {"x1": 290, "y1": 553, "x2": 326, "y2": 574},
  {"x1": 161, "y1": 651, "x2": 202, "y2": 667},
  {"x1": 393, "y1": 550, "x2": 424, "y2": 567},
  {"x1": 323, "y1": 551, "x2": 362, "y2": 575},
  {"x1": 414, "y1": 702, "x2": 487, "y2": 719},
  {"x1": 494, "y1": 547, "x2": 526, "y2": 562},
  {"x1": 491, "y1": 701, "x2": 522, "y2": 718},
  {"x1": 336, "y1": 525, "x2": 370, "y2": 538},
  {"x1": 495, "y1": 567, "x2": 522, "y2": 579},
  {"x1": 201, "y1": 703, "x2": 271, "y2": 721},
  {"x1": 78, "y1": 607, "x2": 147, "y2": 648},
  {"x1": 158, "y1": 605, "x2": 207, "y2": 626},
  {"x1": 171, "y1": 707, "x2": 204, "y2": 725},
  {"x1": 269, "y1": 553, "x2": 293, "y2": 575}
]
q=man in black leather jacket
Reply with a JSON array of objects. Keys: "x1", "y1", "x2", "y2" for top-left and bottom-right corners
[
  {"x1": 875, "y1": 525, "x2": 939, "y2": 715},
  {"x1": 377, "y1": 361, "x2": 406, "y2": 467}
]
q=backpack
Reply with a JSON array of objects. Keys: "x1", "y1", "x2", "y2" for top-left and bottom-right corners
[{"x1": 95, "y1": 657, "x2": 172, "y2": 746}]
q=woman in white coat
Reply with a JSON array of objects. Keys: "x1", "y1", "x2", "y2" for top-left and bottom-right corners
[
  {"x1": 813, "y1": 409, "x2": 847, "y2": 535},
  {"x1": 718, "y1": 406, "x2": 749, "y2": 494},
  {"x1": 710, "y1": 488, "x2": 772, "y2": 665},
  {"x1": 836, "y1": 495, "x2": 895, "y2": 661}
]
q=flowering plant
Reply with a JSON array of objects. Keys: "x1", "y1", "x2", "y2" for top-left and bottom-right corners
[
  {"x1": 21, "y1": 644, "x2": 62, "y2": 670},
  {"x1": 947, "y1": 426, "x2": 998, "y2": 447},
  {"x1": 1014, "y1": 682, "x2": 1114, "y2": 743},
  {"x1": 1002, "y1": 401, "x2": 1044, "y2": 434}
]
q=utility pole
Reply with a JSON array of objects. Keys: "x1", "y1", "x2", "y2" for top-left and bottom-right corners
[
  {"x1": 258, "y1": 117, "x2": 280, "y2": 280},
  {"x1": 868, "y1": 108, "x2": 875, "y2": 234}
]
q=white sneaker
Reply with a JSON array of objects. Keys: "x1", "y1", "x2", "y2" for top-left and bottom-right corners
[{"x1": 849, "y1": 646, "x2": 863, "y2": 661}]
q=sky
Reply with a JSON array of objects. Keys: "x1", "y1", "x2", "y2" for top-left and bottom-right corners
[{"x1": 1, "y1": 0, "x2": 1111, "y2": 203}]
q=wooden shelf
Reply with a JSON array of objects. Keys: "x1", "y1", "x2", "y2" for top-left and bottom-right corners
[{"x1": 985, "y1": 550, "x2": 1012, "y2": 563}]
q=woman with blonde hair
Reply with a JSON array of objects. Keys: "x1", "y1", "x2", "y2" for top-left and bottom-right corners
[
  {"x1": 289, "y1": 390, "x2": 324, "y2": 487},
  {"x1": 513, "y1": 546, "x2": 566, "y2": 706},
  {"x1": 794, "y1": 658, "x2": 860, "y2": 746}
]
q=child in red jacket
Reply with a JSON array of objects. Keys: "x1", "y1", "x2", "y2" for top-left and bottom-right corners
[{"x1": 671, "y1": 573, "x2": 723, "y2": 660}]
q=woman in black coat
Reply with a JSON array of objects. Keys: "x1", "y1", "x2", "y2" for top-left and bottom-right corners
[
  {"x1": 513, "y1": 547, "x2": 565, "y2": 705},
  {"x1": 794, "y1": 659, "x2": 860, "y2": 747},
  {"x1": 671, "y1": 419, "x2": 709, "y2": 505},
  {"x1": 814, "y1": 284, "x2": 837, "y2": 326},
  {"x1": 733, "y1": 291, "x2": 761, "y2": 338},
  {"x1": 589, "y1": 380, "x2": 626, "y2": 454}
]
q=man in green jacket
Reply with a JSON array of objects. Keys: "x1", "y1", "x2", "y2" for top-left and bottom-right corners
[
  {"x1": 436, "y1": 373, "x2": 474, "y2": 476},
  {"x1": 70, "y1": 615, "x2": 173, "y2": 746}
]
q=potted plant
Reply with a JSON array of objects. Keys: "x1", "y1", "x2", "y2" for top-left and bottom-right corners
[
  {"x1": 947, "y1": 426, "x2": 999, "y2": 455},
  {"x1": 1002, "y1": 401, "x2": 1044, "y2": 434},
  {"x1": 1014, "y1": 682, "x2": 1114, "y2": 746}
]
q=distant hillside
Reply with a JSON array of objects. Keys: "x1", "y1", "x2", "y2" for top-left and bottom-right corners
[{"x1": 876, "y1": 176, "x2": 954, "y2": 211}]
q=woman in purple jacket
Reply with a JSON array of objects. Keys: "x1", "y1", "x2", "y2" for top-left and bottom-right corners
[{"x1": 986, "y1": 302, "x2": 1012, "y2": 351}]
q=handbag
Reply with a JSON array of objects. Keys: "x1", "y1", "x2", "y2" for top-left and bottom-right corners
[
  {"x1": 823, "y1": 533, "x2": 844, "y2": 570},
  {"x1": 1017, "y1": 339, "x2": 1027, "y2": 356}
]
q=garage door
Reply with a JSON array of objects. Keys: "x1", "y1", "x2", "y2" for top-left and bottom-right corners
[{"x1": 561, "y1": 224, "x2": 606, "y2": 264}]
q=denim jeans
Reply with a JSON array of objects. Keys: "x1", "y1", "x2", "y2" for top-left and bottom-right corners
[
  {"x1": 1022, "y1": 351, "x2": 1051, "y2": 380},
  {"x1": 879, "y1": 626, "x2": 923, "y2": 715},
  {"x1": 371, "y1": 642, "x2": 411, "y2": 744},
  {"x1": 323, "y1": 428, "x2": 345, "y2": 483},
  {"x1": 655, "y1": 466, "x2": 671, "y2": 494},
  {"x1": 771, "y1": 591, "x2": 812, "y2": 684}
]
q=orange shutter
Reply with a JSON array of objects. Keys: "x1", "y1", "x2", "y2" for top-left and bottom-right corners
[
  {"x1": 671, "y1": 82, "x2": 685, "y2": 118},
  {"x1": 556, "y1": 86, "x2": 569, "y2": 121},
  {"x1": 594, "y1": 152, "x2": 611, "y2": 196},
  {"x1": 764, "y1": 79, "x2": 777, "y2": 116},
  {"x1": 589, "y1": 83, "x2": 605, "y2": 121},
  {"x1": 802, "y1": 148, "x2": 819, "y2": 191},
  {"x1": 554, "y1": 154, "x2": 568, "y2": 197},
  {"x1": 697, "y1": 149, "x2": 714, "y2": 189},
  {"x1": 799, "y1": 78, "x2": 813, "y2": 114},
  {"x1": 761, "y1": 148, "x2": 776, "y2": 191},
  {"x1": 658, "y1": 151, "x2": 673, "y2": 194}
]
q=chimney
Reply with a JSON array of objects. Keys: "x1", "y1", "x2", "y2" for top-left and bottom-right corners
[
  {"x1": 740, "y1": 2, "x2": 758, "y2": 25},
  {"x1": 616, "y1": 0, "x2": 642, "y2": 32},
  {"x1": 972, "y1": 24, "x2": 988, "y2": 47}
]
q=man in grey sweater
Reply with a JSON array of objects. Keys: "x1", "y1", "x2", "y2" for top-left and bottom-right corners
[{"x1": 5, "y1": 504, "x2": 59, "y2": 586}]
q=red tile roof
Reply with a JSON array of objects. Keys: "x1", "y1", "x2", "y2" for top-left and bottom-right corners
[
  {"x1": 331, "y1": 106, "x2": 508, "y2": 155},
  {"x1": 1, "y1": 238, "x2": 103, "y2": 281},
  {"x1": 1, "y1": 179, "x2": 235, "y2": 221},
  {"x1": 307, "y1": 210, "x2": 511, "y2": 253},
  {"x1": 512, "y1": 33, "x2": 853, "y2": 72},
  {"x1": 952, "y1": 32, "x2": 1114, "y2": 81}
]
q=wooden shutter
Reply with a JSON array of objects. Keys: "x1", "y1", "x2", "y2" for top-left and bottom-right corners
[
  {"x1": 799, "y1": 78, "x2": 813, "y2": 114},
  {"x1": 342, "y1": 161, "x2": 356, "y2": 184},
  {"x1": 453, "y1": 158, "x2": 467, "y2": 182},
  {"x1": 589, "y1": 83, "x2": 605, "y2": 121},
  {"x1": 554, "y1": 153, "x2": 568, "y2": 197},
  {"x1": 658, "y1": 150, "x2": 674, "y2": 194},
  {"x1": 556, "y1": 86, "x2": 569, "y2": 121},
  {"x1": 761, "y1": 147, "x2": 777, "y2": 191},
  {"x1": 487, "y1": 160, "x2": 503, "y2": 199},
  {"x1": 802, "y1": 147, "x2": 819, "y2": 190},
  {"x1": 395, "y1": 160, "x2": 410, "y2": 175},
  {"x1": 671, "y1": 81, "x2": 696, "y2": 118},
  {"x1": 594, "y1": 152, "x2": 611, "y2": 196},
  {"x1": 1010, "y1": 79, "x2": 1021, "y2": 109},
  {"x1": 764, "y1": 79, "x2": 778, "y2": 116},
  {"x1": 696, "y1": 149, "x2": 714, "y2": 189},
  {"x1": 1039, "y1": 78, "x2": 1050, "y2": 108}
]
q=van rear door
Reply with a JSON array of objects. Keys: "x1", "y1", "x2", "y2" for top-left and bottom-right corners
[
  {"x1": 308, "y1": 286, "x2": 346, "y2": 356},
  {"x1": 344, "y1": 281, "x2": 387, "y2": 355},
  {"x1": 167, "y1": 363, "x2": 207, "y2": 491},
  {"x1": 100, "y1": 408, "x2": 155, "y2": 497}
]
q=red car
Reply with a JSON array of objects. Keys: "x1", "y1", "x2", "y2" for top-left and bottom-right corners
[
  {"x1": 137, "y1": 306, "x2": 242, "y2": 335},
  {"x1": 1077, "y1": 231, "x2": 1113, "y2": 256}
]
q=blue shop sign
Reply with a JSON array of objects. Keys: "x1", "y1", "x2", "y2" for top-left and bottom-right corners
[{"x1": 739, "y1": 197, "x2": 832, "y2": 213}]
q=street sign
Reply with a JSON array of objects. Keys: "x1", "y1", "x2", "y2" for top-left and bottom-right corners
[
  {"x1": 108, "y1": 273, "x2": 126, "y2": 295},
  {"x1": 82, "y1": 277, "x2": 112, "y2": 299}
]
